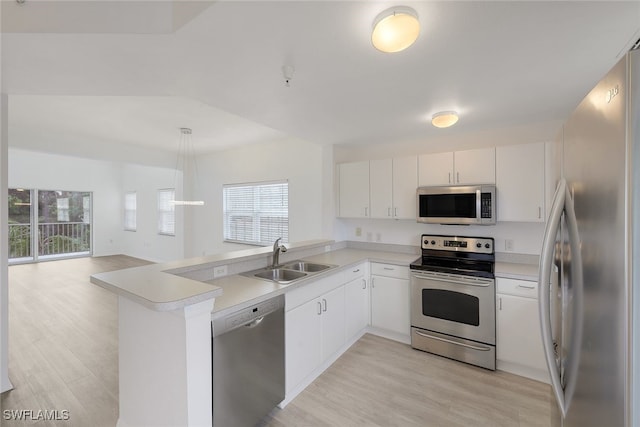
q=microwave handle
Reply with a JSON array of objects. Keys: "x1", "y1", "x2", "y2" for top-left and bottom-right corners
[{"x1": 476, "y1": 189, "x2": 481, "y2": 221}]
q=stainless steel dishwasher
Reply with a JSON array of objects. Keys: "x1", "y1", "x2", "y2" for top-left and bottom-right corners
[{"x1": 211, "y1": 294, "x2": 285, "y2": 427}]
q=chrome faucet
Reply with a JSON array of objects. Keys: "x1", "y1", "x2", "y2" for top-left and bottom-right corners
[{"x1": 272, "y1": 237, "x2": 287, "y2": 268}]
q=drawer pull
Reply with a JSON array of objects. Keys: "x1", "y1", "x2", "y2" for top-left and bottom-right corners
[
  {"x1": 383, "y1": 267, "x2": 395, "y2": 271},
  {"x1": 353, "y1": 269, "x2": 360, "y2": 273},
  {"x1": 517, "y1": 284, "x2": 536, "y2": 290}
]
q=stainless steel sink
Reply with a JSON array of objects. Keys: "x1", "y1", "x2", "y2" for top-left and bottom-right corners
[
  {"x1": 242, "y1": 260, "x2": 336, "y2": 285},
  {"x1": 282, "y1": 261, "x2": 332, "y2": 273},
  {"x1": 252, "y1": 268, "x2": 307, "y2": 283}
]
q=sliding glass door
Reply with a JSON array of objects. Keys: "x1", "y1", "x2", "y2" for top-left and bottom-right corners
[
  {"x1": 8, "y1": 189, "x2": 92, "y2": 264},
  {"x1": 8, "y1": 189, "x2": 33, "y2": 262}
]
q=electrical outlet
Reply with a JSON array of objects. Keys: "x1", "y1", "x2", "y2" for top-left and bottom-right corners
[
  {"x1": 505, "y1": 239, "x2": 514, "y2": 252},
  {"x1": 355, "y1": 227, "x2": 362, "y2": 237},
  {"x1": 213, "y1": 265, "x2": 228, "y2": 278}
]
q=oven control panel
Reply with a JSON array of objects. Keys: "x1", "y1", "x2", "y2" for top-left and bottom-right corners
[{"x1": 420, "y1": 235, "x2": 494, "y2": 254}]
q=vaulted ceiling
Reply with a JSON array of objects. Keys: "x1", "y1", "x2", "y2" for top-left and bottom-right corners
[{"x1": 3, "y1": 1, "x2": 639, "y2": 162}]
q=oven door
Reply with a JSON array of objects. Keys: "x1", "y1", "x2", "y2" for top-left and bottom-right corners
[{"x1": 410, "y1": 270, "x2": 495, "y2": 345}]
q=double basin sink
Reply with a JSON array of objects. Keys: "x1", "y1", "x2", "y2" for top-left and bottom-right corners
[{"x1": 242, "y1": 260, "x2": 335, "y2": 284}]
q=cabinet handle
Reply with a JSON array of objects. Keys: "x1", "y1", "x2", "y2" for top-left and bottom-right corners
[
  {"x1": 448, "y1": 172, "x2": 451, "y2": 184},
  {"x1": 517, "y1": 283, "x2": 536, "y2": 290},
  {"x1": 538, "y1": 207, "x2": 542, "y2": 219},
  {"x1": 457, "y1": 172, "x2": 460, "y2": 183},
  {"x1": 365, "y1": 207, "x2": 368, "y2": 217},
  {"x1": 394, "y1": 207, "x2": 398, "y2": 217},
  {"x1": 317, "y1": 301, "x2": 322, "y2": 315},
  {"x1": 498, "y1": 297, "x2": 502, "y2": 310},
  {"x1": 362, "y1": 279, "x2": 366, "y2": 289},
  {"x1": 353, "y1": 268, "x2": 360, "y2": 273},
  {"x1": 322, "y1": 298, "x2": 327, "y2": 312},
  {"x1": 371, "y1": 277, "x2": 375, "y2": 288},
  {"x1": 388, "y1": 207, "x2": 391, "y2": 217},
  {"x1": 383, "y1": 267, "x2": 395, "y2": 271}
]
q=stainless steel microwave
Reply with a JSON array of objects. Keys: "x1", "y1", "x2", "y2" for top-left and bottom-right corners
[{"x1": 416, "y1": 185, "x2": 496, "y2": 225}]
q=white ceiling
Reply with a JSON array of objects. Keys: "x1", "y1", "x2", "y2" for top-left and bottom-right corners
[{"x1": 3, "y1": 1, "x2": 640, "y2": 161}]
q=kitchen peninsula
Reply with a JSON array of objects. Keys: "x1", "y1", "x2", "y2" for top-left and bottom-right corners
[{"x1": 91, "y1": 239, "x2": 538, "y2": 426}]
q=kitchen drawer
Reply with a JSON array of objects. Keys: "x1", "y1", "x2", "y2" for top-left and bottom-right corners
[
  {"x1": 496, "y1": 277, "x2": 538, "y2": 299},
  {"x1": 343, "y1": 263, "x2": 366, "y2": 283},
  {"x1": 370, "y1": 263, "x2": 409, "y2": 279},
  {"x1": 286, "y1": 274, "x2": 344, "y2": 311}
]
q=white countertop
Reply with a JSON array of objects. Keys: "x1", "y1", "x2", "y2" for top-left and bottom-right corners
[
  {"x1": 91, "y1": 239, "x2": 539, "y2": 313},
  {"x1": 206, "y1": 248, "x2": 418, "y2": 319}
]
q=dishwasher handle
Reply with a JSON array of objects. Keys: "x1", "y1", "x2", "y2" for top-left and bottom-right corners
[{"x1": 244, "y1": 317, "x2": 264, "y2": 328}]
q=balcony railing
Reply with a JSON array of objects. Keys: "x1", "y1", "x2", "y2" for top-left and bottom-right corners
[{"x1": 9, "y1": 222, "x2": 91, "y2": 260}]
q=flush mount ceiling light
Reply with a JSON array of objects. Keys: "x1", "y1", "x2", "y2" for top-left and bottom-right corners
[
  {"x1": 431, "y1": 111, "x2": 459, "y2": 128},
  {"x1": 371, "y1": 6, "x2": 420, "y2": 53},
  {"x1": 171, "y1": 127, "x2": 204, "y2": 206}
]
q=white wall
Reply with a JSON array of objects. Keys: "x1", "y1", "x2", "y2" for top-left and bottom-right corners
[
  {"x1": 8, "y1": 148, "x2": 123, "y2": 257},
  {"x1": 186, "y1": 137, "x2": 329, "y2": 257},
  {"x1": 121, "y1": 163, "x2": 184, "y2": 263},
  {"x1": 1, "y1": 94, "x2": 12, "y2": 393}
]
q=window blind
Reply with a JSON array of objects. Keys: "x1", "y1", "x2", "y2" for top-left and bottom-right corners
[
  {"x1": 223, "y1": 181, "x2": 288, "y2": 245},
  {"x1": 158, "y1": 189, "x2": 175, "y2": 236},
  {"x1": 124, "y1": 192, "x2": 137, "y2": 231}
]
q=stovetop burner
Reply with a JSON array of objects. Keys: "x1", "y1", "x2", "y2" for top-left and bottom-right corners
[{"x1": 410, "y1": 234, "x2": 495, "y2": 279}]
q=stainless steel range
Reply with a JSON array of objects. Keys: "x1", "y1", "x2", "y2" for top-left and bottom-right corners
[{"x1": 410, "y1": 234, "x2": 496, "y2": 370}]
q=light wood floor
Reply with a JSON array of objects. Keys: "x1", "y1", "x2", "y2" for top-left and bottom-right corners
[
  {"x1": 1, "y1": 256, "x2": 552, "y2": 426},
  {"x1": 264, "y1": 333, "x2": 552, "y2": 427},
  {"x1": 1, "y1": 256, "x2": 152, "y2": 426}
]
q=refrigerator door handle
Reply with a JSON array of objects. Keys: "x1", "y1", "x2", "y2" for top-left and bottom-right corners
[
  {"x1": 562, "y1": 181, "x2": 584, "y2": 418},
  {"x1": 539, "y1": 179, "x2": 584, "y2": 419},
  {"x1": 539, "y1": 179, "x2": 567, "y2": 416}
]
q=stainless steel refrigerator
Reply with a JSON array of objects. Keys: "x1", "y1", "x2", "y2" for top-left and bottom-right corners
[{"x1": 538, "y1": 47, "x2": 639, "y2": 426}]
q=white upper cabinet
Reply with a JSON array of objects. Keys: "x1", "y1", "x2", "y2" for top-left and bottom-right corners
[
  {"x1": 392, "y1": 156, "x2": 418, "y2": 219},
  {"x1": 496, "y1": 142, "x2": 545, "y2": 222},
  {"x1": 418, "y1": 152, "x2": 454, "y2": 186},
  {"x1": 338, "y1": 161, "x2": 370, "y2": 218},
  {"x1": 454, "y1": 147, "x2": 496, "y2": 184},
  {"x1": 419, "y1": 148, "x2": 495, "y2": 186},
  {"x1": 341, "y1": 156, "x2": 417, "y2": 220},
  {"x1": 369, "y1": 159, "x2": 393, "y2": 218}
]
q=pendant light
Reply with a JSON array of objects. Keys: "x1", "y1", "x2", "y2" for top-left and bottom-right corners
[
  {"x1": 171, "y1": 127, "x2": 204, "y2": 206},
  {"x1": 371, "y1": 6, "x2": 420, "y2": 53}
]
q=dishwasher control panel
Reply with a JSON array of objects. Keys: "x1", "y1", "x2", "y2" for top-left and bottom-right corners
[{"x1": 212, "y1": 295, "x2": 284, "y2": 336}]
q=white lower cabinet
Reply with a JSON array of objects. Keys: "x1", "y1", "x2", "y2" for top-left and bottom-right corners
[
  {"x1": 285, "y1": 275, "x2": 349, "y2": 397},
  {"x1": 370, "y1": 263, "x2": 410, "y2": 339},
  {"x1": 496, "y1": 277, "x2": 549, "y2": 383},
  {"x1": 344, "y1": 275, "x2": 369, "y2": 340}
]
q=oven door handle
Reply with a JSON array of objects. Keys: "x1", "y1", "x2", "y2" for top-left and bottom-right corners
[
  {"x1": 414, "y1": 330, "x2": 491, "y2": 352},
  {"x1": 411, "y1": 272, "x2": 493, "y2": 287}
]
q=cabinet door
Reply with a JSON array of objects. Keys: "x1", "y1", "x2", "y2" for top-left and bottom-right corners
[
  {"x1": 392, "y1": 156, "x2": 418, "y2": 219},
  {"x1": 454, "y1": 147, "x2": 496, "y2": 184},
  {"x1": 418, "y1": 152, "x2": 454, "y2": 186},
  {"x1": 496, "y1": 293, "x2": 547, "y2": 372},
  {"x1": 345, "y1": 276, "x2": 369, "y2": 340},
  {"x1": 320, "y1": 285, "x2": 346, "y2": 361},
  {"x1": 285, "y1": 298, "x2": 322, "y2": 392},
  {"x1": 369, "y1": 159, "x2": 393, "y2": 218},
  {"x1": 338, "y1": 161, "x2": 370, "y2": 218},
  {"x1": 370, "y1": 275, "x2": 410, "y2": 336},
  {"x1": 496, "y1": 142, "x2": 545, "y2": 222}
]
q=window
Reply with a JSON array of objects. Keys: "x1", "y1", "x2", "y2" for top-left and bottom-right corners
[
  {"x1": 223, "y1": 181, "x2": 288, "y2": 246},
  {"x1": 157, "y1": 189, "x2": 175, "y2": 236},
  {"x1": 124, "y1": 192, "x2": 137, "y2": 231}
]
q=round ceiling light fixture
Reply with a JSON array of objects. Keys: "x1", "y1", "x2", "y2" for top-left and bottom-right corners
[
  {"x1": 431, "y1": 111, "x2": 459, "y2": 128},
  {"x1": 371, "y1": 6, "x2": 420, "y2": 53}
]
